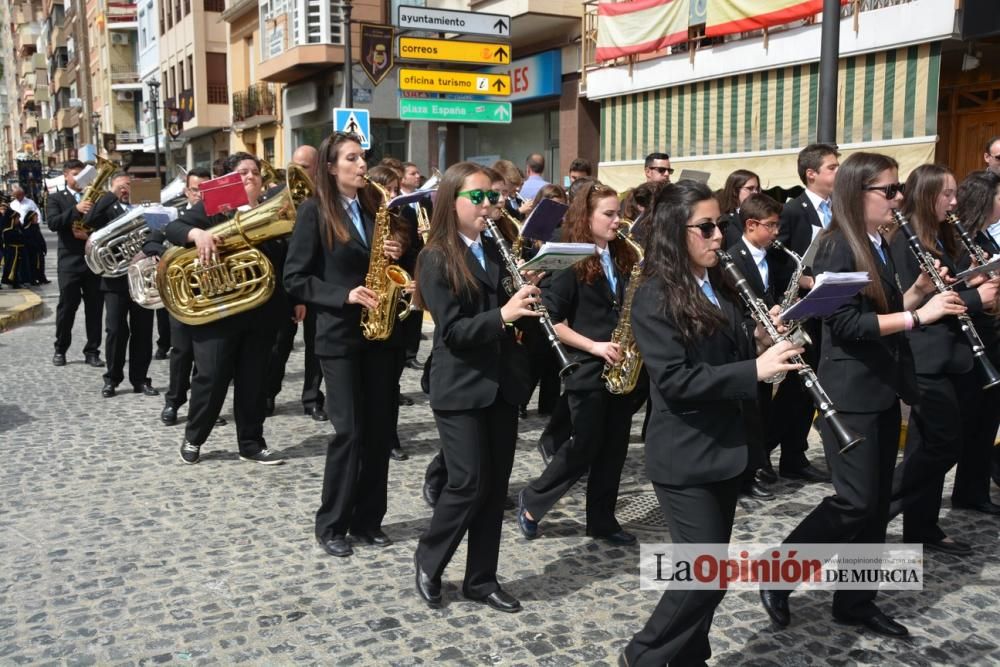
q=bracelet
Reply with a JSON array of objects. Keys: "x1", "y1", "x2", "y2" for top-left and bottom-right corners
[
  {"x1": 902, "y1": 311, "x2": 914, "y2": 331},
  {"x1": 911, "y1": 309, "x2": 921, "y2": 328}
]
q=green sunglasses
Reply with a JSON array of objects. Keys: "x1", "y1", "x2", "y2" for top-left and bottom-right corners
[{"x1": 458, "y1": 189, "x2": 501, "y2": 206}]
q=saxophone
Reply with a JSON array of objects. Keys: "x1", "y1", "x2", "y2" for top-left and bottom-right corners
[
  {"x1": 74, "y1": 155, "x2": 117, "y2": 234},
  {"x1": 361, "y1": 175, "x2": 412, "y2": 341},
  {"x1": 771, "y1": 239, "x2": 805, "y2": 311},
  {"x1": 602, "y1": 220, "x2": 645, "y2": 394}
]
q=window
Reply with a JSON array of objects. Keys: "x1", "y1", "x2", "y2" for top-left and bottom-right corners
[
  {"x1": 205, "y1": 53, "x2": 228, "y2": 104},
  {"x1": 204, "y1": 0, "x2": 224, "y2": 11},
  {"x1": 186, "y1": 56, "x2": 193, "y2": 94},
  {"x1": 263, "y1": 137, "x2": 274, "y2": 162}
]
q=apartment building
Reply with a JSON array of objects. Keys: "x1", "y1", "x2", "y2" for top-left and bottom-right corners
[
  {"x1": 137, "y1": 0, "x2": 166, "y2": 180},
  {"x1": 0, "y1": 1, "x2": 22, "y2": 176},
  {"x1": 54, "y1": 0, "x2": 95, "y2": 164}
]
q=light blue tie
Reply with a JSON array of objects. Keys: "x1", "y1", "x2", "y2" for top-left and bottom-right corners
[
  {"x1": 701, "y1": 279, "x2": 720, "y2": 307},
  {"x1": 758, "y1": 256, "x2": 769, "y2": 290},
  {"x1": 74, "y1": 191, "x2": 82, "y2": 203},
  {"x1": 349, "y1": 200, "x2": 366, "y2": 245},
  {"x1": 470, "y1": 241, "x2": 486, "y2": 270},
  {"x1": 818, "y1": 200, "x2": 832, "y2": 229},
  {"x1": 601, "y1": 251, "x2": 617, "y2": 294},
  {"x1": 873, "y1": 241, "x2": 887, "y2": 264}
]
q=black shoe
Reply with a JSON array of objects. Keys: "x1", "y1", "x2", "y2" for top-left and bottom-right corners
[
  {"x1": 398, "y1": 394, "x2": 414, "y2": 407},
  {"x1": 84, "y1": 354, "x2": 103, "y2": 368},
  {"x1": 923, "y1": 538, "x2": 972, "y2": 556},
  {"x1": 757, "y1": 461, "x2": 778, "y2": 484},
  {"x1": 415, "y1": 553, "x2": 441, "y2": 608},
  {"x1": 741, "y1": 480, "x2": 775, "y2": 500},
  {"x1": 215, "y1": 416, "x2": 227, "y2": 426},
  {"x1": 161, "y1": 405, "x2": 178, "y2": 425},
  {"x1": 390, "y1": 447, "x2": 409, "y2": 462},
  {"x1": 101, "y1": 381, "x2": 117, "y2": 398},
  {"x1": 951, "y1": 499, "x2": 1000, "y2": 515},
  {"x1": 517, "y1": 489, "x2": 538, "y2": 540},
  {"x1": 52, "y1": 352, "x2": 66, "y2": 366},
  {"x1": 265, "y1": 397, "x2": 275, "y2": 417},
  {"x1": 833, "y1": 610, "x2": 909, "y2": 638},
  {"x1": 179, "y1": 440, "x2": 201, "y2": 465},
  {"x1": 351, "y1": 529, "x2": 393, "y2": 547},
  {"x1": 304, "y1": 406, "x2": 328, "y2": 421},
  {"x1": 422, "y1": 481, "x2": 440, "y2": 508},
  {"x1": 592, "y1": 530, "x2": 637, "y2": 546},
  {"x1": 536, "y1": 441, "x2": 553, "y2": 467},
  {"x1": 760, "y1": 590, "x2": 791, "y2": 627},
  {"x1": 318, "y1": 535, "x2": 353, "y2": 558},
  {"x1": 154, "y1": 348, "x2": 169, "y2": 360},
  {"x1": 466, "y1": 588, "x2": 521, "y2": 613},
  {"x1": 780, "y1": 463, "x2": 831, "y2": 483},
  {"x1": 133, "y1": 381, "x2": 159, "y2": 396},
  {"x1": 518, "y1": 405, "x2": 528, "y2": 419},
  {"x1": 404, "y1": 359, "x2": 425, "y2": 371},
  {"x1": 239, "y1": 448, "x2": 285, "y2": 465}
]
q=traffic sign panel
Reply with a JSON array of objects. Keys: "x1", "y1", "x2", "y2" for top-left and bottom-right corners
[
  {"x1": 398, "y1": 68, "x2": 510, "y2": 96},
  {"x1": 397, "y1": 37, "x2": 510, "y2": 66},
  {"x1": 395, "y1": 6, "x2": 511, "y2": 38},
  {"x1": 399, "y1": 98, "x2": 512, "y2": 124},
  {"x1": 333, "y1": 107, "x2": 370, "y2": 149}
]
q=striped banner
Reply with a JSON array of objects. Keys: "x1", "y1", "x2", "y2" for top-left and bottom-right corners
[
  {"x1": 595, "y1": 0, "x2": 690, "y2": 62},
  {"x1": 705, "y1": 0, "x2": 847, "y2": 38}
]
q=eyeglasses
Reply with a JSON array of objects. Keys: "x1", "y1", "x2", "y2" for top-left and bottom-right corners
[
  {"x1": 863, "y1": 183, "x2": 905, "y2": 199},
  {"x1": 989, "y1": 153, "x2": 1000, "y2": 161},
  {"x1": 749, "y1": 219, "x2": 779, "y2": 230},
  {"x1": 740, "y1": 186, "x2": 762, "y2": 193},
  {"x1": 458, "y1": 189, "x2": 501, "y2": 206},
  {"x1": 686, "y1": 219, "x2": 729, "y2": 239},
  {"x1": 650, "y1": 166, "x2": 675, "y2": 175}
]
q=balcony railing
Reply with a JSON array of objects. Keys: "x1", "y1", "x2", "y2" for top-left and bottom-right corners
[
  {"x1": 110, "y1": 64, "x2": 140, "y2": 83},
  {"x1": 116, "y1": 130, "x2": 143, "y2": 144},
  {"x1": 206, "y1": 84, "x2": 229, "y2": 105},
  {"x1": 107, "y1": 2, "x2": 138, "y2": 22},
  {"x1": 232, "y1": 83, "x2": 277, "y2": 124}
]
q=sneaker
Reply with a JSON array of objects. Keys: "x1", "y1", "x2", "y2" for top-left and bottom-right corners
[
  {"x1": 239, "y1": 448, "x2": 285, "y2": 465},
  {"x1": 179, "y1": 441, "x2": 201, "y2": 465}
]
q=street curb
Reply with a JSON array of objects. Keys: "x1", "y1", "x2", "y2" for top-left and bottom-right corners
[{"x1": 0, "y1": 290, "x2": 44, "y2": 333}]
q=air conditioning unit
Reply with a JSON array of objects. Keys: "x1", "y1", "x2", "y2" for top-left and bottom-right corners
[
  {"x1": 116, "y1": 90, "x2": 135, "y2": 102},
  {"x1": 111, "y1": 33, "x2": 129, "y2": 45}
]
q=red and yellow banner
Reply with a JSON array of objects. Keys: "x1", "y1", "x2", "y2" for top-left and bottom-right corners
[
  {"x1": 705, "y1": 0, "x2": 848, "y2": 38},
  {"x1": 595, "y1": 0, "x2": 689, "y2": 62}
]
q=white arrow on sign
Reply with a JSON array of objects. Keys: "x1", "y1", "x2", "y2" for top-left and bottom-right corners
[{"x1": 494, "y1": 105, "x2": 510, "y2": 121}]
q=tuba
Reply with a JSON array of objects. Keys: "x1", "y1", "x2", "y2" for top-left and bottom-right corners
[
  {"x1": 128, "y1": 253, "x2": 165, "y2": 309},
  {"x1": 602, "y1": 220, "x2": 645, "y2": 394},
  {"x1": 157, "y1": 164, "x2": 314, "y2": 326},
  {"x1": 84, "y1": 204, "x2": 177, "y2": 277},
  {"x1": 361, "y1": 176, "x2": 412, "y2": 340},
  {"x1": 74, "y1": 155, "x2": 117, "y2": 234}
]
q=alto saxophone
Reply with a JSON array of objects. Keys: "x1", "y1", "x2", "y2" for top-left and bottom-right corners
[
  {"x1": 771, "y1": 239, "x2": 805, "y2": 312},
  {"x1": 360, "y1": 176, "x2": 412, "y2": 341},
  {"x1": 602, "y1": 220, "x2": 645, "y2": 394}
]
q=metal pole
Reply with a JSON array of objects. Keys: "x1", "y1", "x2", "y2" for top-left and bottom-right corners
[
  {"x1": 816, "y1": 0, "x2": 841, "y2": 144},
  {"x1": 149, "y1": 80, "x2": 161, "y2": 185},
  {"x1": 342, "y1": 0, "x2": 353, "y2": 107}
]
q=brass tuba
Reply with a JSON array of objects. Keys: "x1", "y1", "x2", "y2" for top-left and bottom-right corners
[
  {"x1": 75, "y1": 155, "x2": 117, "y2": 234},
  {"x1": 602, "y1": 220, "x2": 645, "y2": 394},
  {"x1": 361, "y1": 175, "x2": 412, "y2": 340},
  {"x1": 156, "y1": 164, "x2": 314, "y2": 326},
  {"x1": 128, "y1": 254, "x2": 165, "y2": 309}
]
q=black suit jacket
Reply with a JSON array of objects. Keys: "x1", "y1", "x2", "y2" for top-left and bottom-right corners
[
  {"x1": 813, "y1": 231, "x2": 917, "y2": 412},
  {"x1": 46, "y1": 188, "x2": 89, "y2": 273},
  {"x1": 974, "y1": 230, "x2": 1000, "y2": 357},
  {"x1": 417, "y1": 238, "x2": 531, "y2": 411},
  {"x1": 630, "y1": 276, "x2": 758, "y2": 486},
  {"x1": 543, "y1": 257, "x2": 626, "y2": 391},
  {"x1": 726, "y1": 237, "x2": 779, "y2": 308},
  {"x1": 775, "y1": 191, "x2": 823, "y2": 295},
  {"x1": 84, "y1": 192, "x2": 132, "y2": 293},
  {"x1": 721, "y1": 211, "x2": 743, "y2": 250}
]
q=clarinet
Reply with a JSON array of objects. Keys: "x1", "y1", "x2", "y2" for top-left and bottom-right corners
[
  {"x1": 947, "y1": 212, "x2": 998, "y2": 280},
  {"x1": 891, "y1": 209, "x2": 1000, "y2": 390},
  {"x1": 484, "y1": 216, "x2": 579, "y2": 379},
  {"x1": 716, "y1": 250, "x2": 865, "y2": 454}
]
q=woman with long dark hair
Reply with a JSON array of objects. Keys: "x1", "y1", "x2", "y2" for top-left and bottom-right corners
[
  {"x1": 622, "y1": 180, "x2": 803, "y2": 665},
  {"x1": 413, "y1": 162, "x2": 537, "y2": 613},
  {"x1": 761, "y1": 153, "x2": 966, "y2": 638},
  {"x1": 284, "y1": 132, "x2": 406, "y2": 558},
  {"x1": 718, "y1": 168, "x2": 762, "y2": 247}
]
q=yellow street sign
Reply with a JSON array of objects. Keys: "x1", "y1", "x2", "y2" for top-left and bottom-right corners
[
  {"x1": 398, "y1": 37, "x2": 511, "y2": 66},
  {"x1": 398, "y1": 68, "x2": 511, "y2": 96}
]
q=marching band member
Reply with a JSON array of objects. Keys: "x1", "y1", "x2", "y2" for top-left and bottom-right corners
[
  {"x1": 283, "y1": 132, "x2": 405, "y2": 557},
  {"x1": 717, "y1": 168, "x2": 762, "y2": 248}
]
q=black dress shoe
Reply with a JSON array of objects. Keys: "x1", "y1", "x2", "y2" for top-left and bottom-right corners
[
  {"x1": 52, "y1": 353, "x2": 66, "y2": 366},
  {"x1": 923, "y1": 538, "x2": 972, "y2": 556},
  {"x1": 304, "y1": 406, "x2": 328, "y2": 421},
  {"x1": 133, "y1": 381, "x2": 159, "y2": 396},
  {"x1": 518, "y1": 405, "x2": 528, "y2": 419},
  {"x1": 834, "y1": 610, "x2": 908, "y2": 637},
  {"x1": 161, "y1": 405, "x2": 178, "y2": 425},
  {"x1": 390, "y1": 447, "x2": 409, "y2": 461},
  {"x1": 536, "y1": 441, "x2": 553, "y2": 467},
  {"x1": 153, "y1": 348, "x2": 169, "y2": 360},
  {"x1": 760, "y1": 590, "x2": 791, "y2": 627},
  {"x1": 517, "y1": 489, "x2": 538, "y2": 539},
  {"x1": 404, "y1": 359, "x2": 425, "y2": 371},
  {"x1": 741, "y1": 481, "x2": 775, "y2": 500},
  {"x1": 757, "y1": 462, "x2": 778, "y2": 484},
  {"x1": 102, "y1": 382, "x2": 117, "y2": 398},
  {"x1": 317, "y1": 535, "x2": 353, "y2": 558},
  {"x1": 592, "y1": 530, "x2": 637, "y2": 546},
  {"x1": 780, "y1": 463, "x2": 831, "y2": 483},
  {"x1": 351, "y1": 529, "x2": 393, "y2": 547},
  {"x1": 215, "y1": 416, "x2": 227, "y2": 426},
  {"x1": 952, "y1": 499, "x2": 1000, "y2": 515},
  {"x1": 415, "y1": 554, "x2": 442, "y2": 608},
  {"x1": 422, "y1": 481, "x2": 440, "y2": 508},
  {"x1": 398, "y1": 394, "x2": 414, "y2": 406},
  {"x1": 467, "y1": 588, "x2": 521, "y2": 613},
  {"x1": 265, "y1": 397, "x2": 275, "y2": 417},
  {"x1": 84, "y1": 354, "x2": 103, "y2": 368}
]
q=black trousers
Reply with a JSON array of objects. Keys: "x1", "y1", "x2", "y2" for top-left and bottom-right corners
[
  {"x1": 165, "y1": 315, "x2": 193, "y2": 409},
  {"x1": 889, "y1": 371, "x2": 978, "y2": 542},
  {"x1": 523, "y1": 389, "x2": 632, "y2": 535},
  {"x1": 54, "y1": 268, "x2": 103, "y2": 356},
  {"x1": 402, "y1": 307, "x2": 423, "y2": 363},
  {"x1": 155, "y1": 308, "x2": 171, "y2": 353},
  {"x1": 315, "y1": 348, "x2": 398, "y2": 540},
  {"x1": 784, "y1": 405, "x2": 900, "y2": 618},
  {"x1": 624, "y1": 475, "x2": 741, "y2": 666},
  {"x1": 741, "y1": 383, "x2": 773, "y2": 482},
  {"x1": 765, "y1": 333, "x2": 819, "y2": 471},
  {"x1": 1, "y1": 244, "x2": 26, "y2": 285},
  {"x1": 538, "y1": 392, "x2": 572, "y2": 457},
  {"x1": 416, "y1": 397, "x2": 518, "y2": 598},
  {"x1": 266, "y1": 311, "x2": 324, "y2": 409},
  {"x1": 186, "y1": 316, "x2": 277, "y2": 453},
  {"x1": 103, "y1": 291, "x2": 154, "y2": 387}
]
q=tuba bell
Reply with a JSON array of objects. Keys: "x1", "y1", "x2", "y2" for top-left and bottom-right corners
[
  {"x1": 75, "y1": 155, "x2": 118, "y2": 234},
  {"x1": 156, "y1": 164, "x2": 314, "y2": 326},
  {"x1": 128, "y1": 253, "x2": 166, "y2": 309},
  {"x1": 84, "y1": 204, "x2": 178, "y2": 277}
]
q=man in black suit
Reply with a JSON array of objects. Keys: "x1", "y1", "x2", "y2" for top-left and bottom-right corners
[
  {"x1": 84, "y1": 172, "x2": 158, "y2": 398},
  {"x1": 767, "y1": 143, "x2": 839, "y2": 483},
  {"x1": 46, "y1": 159, "x2": 103, "y2": 368}
]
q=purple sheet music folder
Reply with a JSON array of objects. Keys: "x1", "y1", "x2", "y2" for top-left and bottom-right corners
[{"x1": 780, "y1": 274, "x2": 870, "y2": 322}]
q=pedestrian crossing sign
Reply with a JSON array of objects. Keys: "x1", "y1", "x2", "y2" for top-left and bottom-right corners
[{"x1": 333, "y1": 108, "x2": 371, "y2": 149}]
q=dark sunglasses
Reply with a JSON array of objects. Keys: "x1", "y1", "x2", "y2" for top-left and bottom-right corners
[
  {"x1": 458, "y1": 189, "x2": 501, "y2": 206},
  {"x1": 687, "y1": 219, "x2": 729, "y2": 239},
  {"x1": 650, "y1": 166, "x2": 675, "y2": 175},
  {"x1": 863, "y1": 183, "x2": 905, "y2": 199}
]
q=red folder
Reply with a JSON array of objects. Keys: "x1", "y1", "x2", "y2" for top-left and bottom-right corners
[{"x1": 201, "y1": 172, "x2": 249, "y2": 216}]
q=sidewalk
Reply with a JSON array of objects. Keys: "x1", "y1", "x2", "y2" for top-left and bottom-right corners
[{"x1": 0, "y1": 287, "x2": 44, "y2": 333}]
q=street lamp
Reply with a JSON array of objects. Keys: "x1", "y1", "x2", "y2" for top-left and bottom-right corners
[
  {"x1": 334, "y1": 0, "x2": 354, "y2": 107},
  {"x1": 91, "y1": 112, "x2": 101, "y2": 155},
  {"x1": 147, "y1": 78, "x2": 162, "y2": 185}
]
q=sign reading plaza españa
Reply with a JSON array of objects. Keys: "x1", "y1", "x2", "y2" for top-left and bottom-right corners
[
  {"x1": 399, "y1": 98, "x2": 512, "y2": 124},
  {"x1": 398, "y1": 68, "x2": 510, "y2": 96},
  {"x1": 395, "y1": 5, "x2": 511, "y2": 38},
  {"x1": 397, "y1": 37, "x2": 511, "y2": 66}
]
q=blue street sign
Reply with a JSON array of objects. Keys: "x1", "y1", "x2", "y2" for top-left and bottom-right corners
[{"x1": 333, "y1": 107, "x2": 371, "y2": 149}]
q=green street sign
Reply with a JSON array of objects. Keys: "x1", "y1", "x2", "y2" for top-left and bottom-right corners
[{"x1": 398, "y1": 98, "x2": 512, "y2": 124}]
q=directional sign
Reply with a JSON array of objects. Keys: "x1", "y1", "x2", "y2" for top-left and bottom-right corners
[
  {"x1": 397, "y1": 37, "x2": 510, "y2": 66},
  {"x1": 333, "y1": 107, "x2": 370, "y2": 149},
  {"x1": 395, "y1": 6, "x2": 511, "y2": 38},
  {"x1": 399, "y1": 98, "x2": 512, "y2": 124},
  {"x1": 398, "y1": 68, "x2": 510, "y2": 96}
]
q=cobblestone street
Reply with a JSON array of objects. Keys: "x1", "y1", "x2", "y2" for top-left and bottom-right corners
[{"x1": 2, "y1": 236, "x2": 1000, "y2": 666}]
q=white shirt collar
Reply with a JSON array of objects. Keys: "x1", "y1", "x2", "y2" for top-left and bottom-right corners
[
  {"x1": 804, "y1": 188, "x2": 830, "y2": 214},
  {"x1": 867, "y1": 231, "x2": 883, "y2": 247},
  {"x1": 459, "y1": 231, "x2": 482, "y2": 248},
  {"x1": 693, "y1": 269, "x2": 710, "y2": 287},
  {"x1": 741, "y1": 237, "x2": 767, "y2": 264},
  {"x1": 339, "y1": 194, "x2": 359, "y2": 211},
  {"x1": 988, "y1": 220, "x2": 1000, "y2": 243}
]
